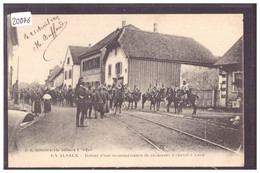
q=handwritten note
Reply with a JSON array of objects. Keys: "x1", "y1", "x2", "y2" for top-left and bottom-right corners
[{"x1": 23, "y1": 16, "x2": 67, "y2": 61}]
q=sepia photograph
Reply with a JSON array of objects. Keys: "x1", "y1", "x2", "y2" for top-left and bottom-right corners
[{"x1": 4, "y1": 4, "x2": 256, "y2": 168}]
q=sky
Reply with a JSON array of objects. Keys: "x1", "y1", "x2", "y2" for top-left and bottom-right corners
[{"x1": 11, "y1": 14, "x2": 243, "y2": 84}]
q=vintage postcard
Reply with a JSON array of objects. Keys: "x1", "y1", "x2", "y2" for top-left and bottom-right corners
[{"x1": 4, "y1": 4, "x2": 255, "y2": 168}]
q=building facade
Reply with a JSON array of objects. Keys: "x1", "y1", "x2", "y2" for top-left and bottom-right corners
[
  {"x1": 63, "y1": 46, "x2": 87, "y2": 89},
  {"x1": 104, "y1": 24, "x2": 216, "y2": 93},
  {"x1": 45, "y1": 65, "x2": 64, "y2": 89},
  {"x1": 215, "y1": 37, "x2": 243, "y2": 109}
]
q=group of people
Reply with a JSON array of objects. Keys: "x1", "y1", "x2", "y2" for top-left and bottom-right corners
[
  {"x1": 74, "y1": 78, "x2": 111, "y2": 127},
  {"x1": 74, "y1": 78, "x2": 142, "y2": 127},
  {"x1": 146, "y1": 80, "x2": 190, "y2": 98}
]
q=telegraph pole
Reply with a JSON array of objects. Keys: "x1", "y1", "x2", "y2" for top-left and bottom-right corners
[{"x1": 17, "y1": 56, "x2": 20, "y2": 104}]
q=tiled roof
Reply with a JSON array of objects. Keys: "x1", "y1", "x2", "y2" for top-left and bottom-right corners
[
  {"x1": 68, "y1": 46, "x2": 89, "y2": 65},
  {"x1": 117, "y1": 28, "x2": 216, "y2": 65},
  {"x1": 214, "y1": 37, "x2": 243, "y2": 66},
  {"x1": 48, "y1": 66, "x2": 63, "y2": 82},
  {"x1": 78, "y1": 25, "x2": 140, "y2": 59}
]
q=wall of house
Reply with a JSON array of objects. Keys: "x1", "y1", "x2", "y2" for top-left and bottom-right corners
[
  {"x1": 63, "y1": 49, "x2": 73, "y2": 88},
  {"x1": 81, "y1": 53, "x2": 102, "y2": 85},
  {"x1": 216, "y1": 65, "x2": 243, "y2": 109},
  {"x1": 72, "y1": 65, "x2": 80, "y2": 88},
  {"x1": 128, "y1": 59, "x2": 181, "y2": 93},
  {"x1": 53, "y1": 73, "x2": 64, "y2": 88},
  {"x1": 226, "y1": 70, "x2": 242, "y2": 108},
  {"x1": 105, "y1": 47, "x2": 128, "y2": 86}
]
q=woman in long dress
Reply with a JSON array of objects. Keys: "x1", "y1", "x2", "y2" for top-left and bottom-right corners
[{"x1": 43, "y1": 89, "x2": 52, "y2": 114}]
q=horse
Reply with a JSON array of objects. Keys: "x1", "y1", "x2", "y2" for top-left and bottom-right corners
[
  {"x1": 142, "y1": 92, "x2": 157, "y2": 111},
  {"x1": 176, "y1": 89, "x2": 199, "y2": 115},
  {"x1": 113, "y1": 86, "x2": 125, "y2": 115},
  {"x1": 125, "y1": 90, "x2": 141, "y2": 110},
  {"x1": 154, "y1": 88, "x2": 167, "y2": 111},
  {"x1": 166, "y1": 87, "x2": 181, "y2": 114}
]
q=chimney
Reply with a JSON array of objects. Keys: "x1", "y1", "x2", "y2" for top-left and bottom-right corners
[
  {"x1": 49, "y1": 69, "x2": 53, "y2": 75},
  {"x1": 122, "y1": 20, "x2": 126, "y2": 28},
  {"x1": 154, "y1": 23, "x2": 158, "y2": 32},
  {"x1": 88, "y1": 43, "x2": 92, "y2": 47}
]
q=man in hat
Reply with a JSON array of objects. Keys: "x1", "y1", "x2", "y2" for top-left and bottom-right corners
[
  {"x1": 75, "y1": 83, "x2": 87, "y2": 127},
  {"x1": 85, "y1": 85, "x2": 94, "y2": 118},
  {"x1": 181, "y1": 80, "x2": 189, "y2": 94}
]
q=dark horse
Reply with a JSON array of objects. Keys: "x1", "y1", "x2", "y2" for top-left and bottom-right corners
[
  {"x1": 154, "y1": 88, "x2": 167, "y2": 111},
  {"x1": 142, "y1": 88, "x2": 166, "y2": 112},
  {"x1": 113, "y1": 86, "x2": 125, "y2": 115},
  {"x1": 176, "y1": 89, "x2": 199, "y2": 115},
  {"x1": 142, "y1": 92, "x2": 156, "y2": 111},
  {"x1": 125, "y1": 90, "x2": 142, "y2": 110},
  {"x1": 166, "y1": 87, "x2": 181, "y2": 114}
]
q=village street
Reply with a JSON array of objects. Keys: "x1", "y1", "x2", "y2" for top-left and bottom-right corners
[{"x1": 14, "y1": 105, "x2": 241, "y2": 155}]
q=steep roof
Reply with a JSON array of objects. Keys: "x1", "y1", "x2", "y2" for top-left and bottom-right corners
[
  {"x1": 116, "y1": 28, "x2": 216, "y2": 66},
  {"x1": 49, "y1": 66, "x2": 63, "y2": 82},
  {"x1": 68, "y1": 46, "x2": 89, "y2": 65},
  {"x1": 78, "y1": 25, "x2": 140, "y2": 60},
  {"x1": 214, "y1": 37, "x2": 243, "y2": 66}
]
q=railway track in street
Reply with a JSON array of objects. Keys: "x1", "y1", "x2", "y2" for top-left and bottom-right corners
[
  {"x1": 109, "y1": 111, "x2": 242, "y2": 155},
  {"x1": 137, "y1": 108, "x2": 240, "y2": 131}
]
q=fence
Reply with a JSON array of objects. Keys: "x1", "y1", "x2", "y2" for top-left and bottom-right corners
[{"x1": 193, "y1": 89, "x2": 216, "y2": 108}]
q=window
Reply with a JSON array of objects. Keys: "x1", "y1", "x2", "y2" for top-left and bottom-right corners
[
  {"x1": 82, "y1": 57, "x2": 101, "y2": 71},
  {"x1": 69, "y1": 70, "x2": 72, "y2": 79},
  {"x1": 96, "y1": 57, "x2": 100, "y2": 68},
  {"x1": 115, "y1": 47, "x2": 117, "y2": 56},
  {"x1": 67, "y1": 57, "x2": 70, "y2": 64},
  {"x1": 108, "y1": 64, "x2": 112, "y2": 77},
  {"x1": 232, "y1": 71, "x2": 243, "y2": 92},
  {"x1": 115, "y1": 62, "x2": 122, "y2": 75},
  {"x1": 65, "y1": 71, "x2": 67, "y2": 80},
  {"x1": 83, "y1": 61, "x2": 87, "y2": 71}
]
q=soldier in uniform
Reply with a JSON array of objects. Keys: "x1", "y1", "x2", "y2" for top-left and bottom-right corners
[
  {"x1": 93, "y1": 87, "x2": 99, "y2": 119},
  {"x1": 93, "y1": 86, "x2": 106, "y2": 119},
  {"x1": 99, "y1": 86, "x2": 106, "y2": 118},
  {"x1": 133, "y1": 84, "x2": 140, "y2": 94},
  {"x1": 181, "y1": 80, "x2": 189, "y2": 94},
  {"x1": 12, "y1": 80, "x2": 19, "y2": 104},
  {"x1": 103, "y1": 85, "x2": 110, "y2": 113},
  {"x1": 146, "y1": 84, "x2": 153, "y2": 95},
  {"x1": 75, "y1": 83, "x2": 87, "y2": 127},
  {"x1": 85, "y1": 85, "x2": 94, "y2": 118},
  {"x1": 172, "y1": 83, "x2": 179, "y2": 92}
]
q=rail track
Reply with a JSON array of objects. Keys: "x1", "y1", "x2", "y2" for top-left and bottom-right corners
[
  {"x1": 109, "y1": 111, "x2": 242, "y2": 155},
  {"x1": 127, "y1": 107, "x2": 241, "y2": 131}
]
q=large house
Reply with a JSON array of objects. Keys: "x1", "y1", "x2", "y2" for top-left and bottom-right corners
[
  {"x1": 63, "y1": 46, "x2": 88, "y2": 89},
  {"x1": 77, "y1": 22, "x2": 139, "y2": 88},
  {"x1": 104, "y1": 23, "x2": 217, "y2": 96},
  {"x1": 214, "y1": 37, "x2": 243, "y2": 109},
  {"x1": 45, "y1": 65, "x2": 64, "y2": 89}
]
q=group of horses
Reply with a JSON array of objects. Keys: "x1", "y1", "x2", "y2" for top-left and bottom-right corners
[
  {"x1": 141, "y1": 87, "x2": 199, "y2": 115},
  {"x1": 111, "y1": 85, "x2": 199, "y2": 116}
]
